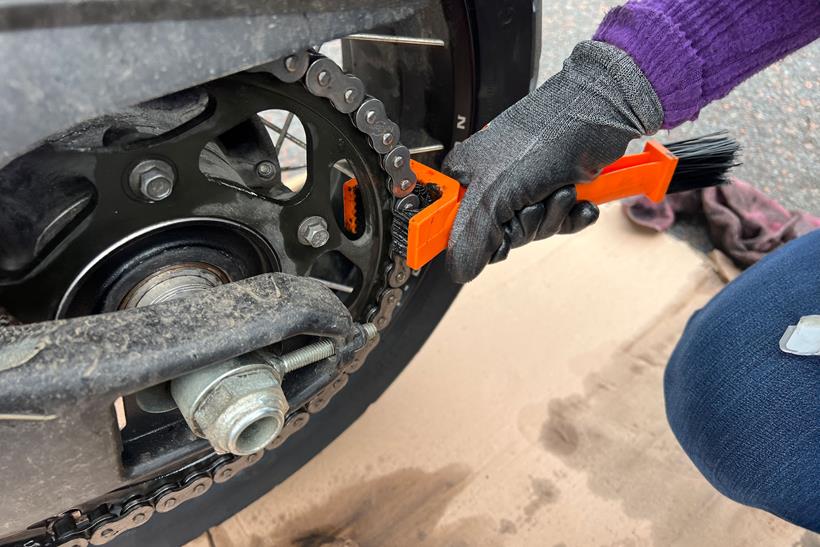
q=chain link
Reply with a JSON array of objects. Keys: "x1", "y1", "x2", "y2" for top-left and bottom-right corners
[{"x1": 21, "y1": 50, "x2": 416, "y2": 547}]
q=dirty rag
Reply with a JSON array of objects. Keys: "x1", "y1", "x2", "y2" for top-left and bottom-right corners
[{"x1": 623, "y1": 179, "x2": 820, "y2": 267}]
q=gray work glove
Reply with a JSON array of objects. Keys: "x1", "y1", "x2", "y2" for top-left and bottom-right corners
[{"x1": 443, "y1": 40, "x2": 663, "y2": 283}]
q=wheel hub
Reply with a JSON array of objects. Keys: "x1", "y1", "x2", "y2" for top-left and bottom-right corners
[
  {"x1": 120, "y1": 262, "x2": 229, "y2": 309},
  {"x1": 54, "y1": 217, "x2": 279, "y2": 318}
]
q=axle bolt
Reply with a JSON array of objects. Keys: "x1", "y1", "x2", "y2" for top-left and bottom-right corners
[
  {"x1": 129, "y1": 159, "x2": 175, "y2": 202},
  {"x1": 297, "y1": 216, "x2": 330, "y2": 248}
]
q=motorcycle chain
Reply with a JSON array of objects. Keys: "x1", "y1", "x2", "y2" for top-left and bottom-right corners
[{"x1": 12, "y1": 50, "x2": 417, "y2": 547}]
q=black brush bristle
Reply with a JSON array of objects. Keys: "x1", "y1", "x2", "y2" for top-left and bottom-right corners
[
  {"x1": 666, "y1": 131, "x2": 741, "y2": 194},
  {"x1": 391, "y1": 182, "x2": 442, "y2": 257}
]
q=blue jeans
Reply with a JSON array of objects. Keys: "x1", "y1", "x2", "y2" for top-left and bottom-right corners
[{"x1": 665, "y1": 230, "x2": 820, "y2": 532}]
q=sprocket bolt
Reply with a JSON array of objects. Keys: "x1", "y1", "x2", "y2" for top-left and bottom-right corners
[
  {"x1": 128, "y1": 159, "x2": 175, "y2": 202},
  {"x1": 297, "y1": 216, "x2": 330, "y2": 248},
  {"x1": 255, "y1": 160, "x2": 277, "y2": 179}
]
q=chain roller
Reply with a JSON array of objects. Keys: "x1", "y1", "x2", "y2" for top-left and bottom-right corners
[
  {"x1": 354, "y1": 97, "x2": 401, "y2": 154},
  {"x1": 383, "y1": 145, "x2": 417, "y2": 197},
  {"x1": 87, "y1": 503, "x2": 153, "y2": 545},
  {"x1": 212, "y1": 451, "x2": 263, "y2": 483},
  {"x1": 267, "y1": 411, "x2": 310, "y2": 449},
  {"x1": 263, "y1": 51, "x2": 310, "y2": 82},
  {"x1": 387, "y1": 254, "x2": 413, "y2": 288},
  {"x1": 368, "y1": 288, "x2": 403, "y2": 331},
  {"x1": 305, "y1": 373, "x2": 349, "y2": 414},
  {"x1": 153, "y1": 474, "x2": 213, "y2": 513},
  {"x1": 341, "y1": 331, "x2": 380, "y2": 374},
  {"x1": 304, "y1": 56, "x2": 365, "y2": 114},
  {"x1": 353, "y1": 98, "x2": 417, "y2": 197}
]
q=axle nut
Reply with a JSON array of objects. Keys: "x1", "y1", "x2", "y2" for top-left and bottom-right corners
[{"x1": 171, "y1": 359, "x2": 288, "y2": 455}]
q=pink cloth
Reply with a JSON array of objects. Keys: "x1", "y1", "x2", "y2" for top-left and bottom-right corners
[{"x1": 623, "y1": 179, "x2": 820, "y2": 267}]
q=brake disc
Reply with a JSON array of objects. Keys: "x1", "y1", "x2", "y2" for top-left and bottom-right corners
[{"x1": 1, "y1": 50, "x2": 417, "y2": 547}]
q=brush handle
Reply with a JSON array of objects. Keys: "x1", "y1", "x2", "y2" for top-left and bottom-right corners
[{"x1": 574, "y1": 141, "x2": 679, "y2": 205}]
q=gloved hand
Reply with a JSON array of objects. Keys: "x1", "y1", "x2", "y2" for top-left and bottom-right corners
[{"x1": 443, "y1": 40, "x2": 663, "y2": 283}]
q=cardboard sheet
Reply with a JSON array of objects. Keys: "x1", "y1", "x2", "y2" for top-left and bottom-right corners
[{"x1": 189, "y1": 208, "x2": 813, "y2": 547}]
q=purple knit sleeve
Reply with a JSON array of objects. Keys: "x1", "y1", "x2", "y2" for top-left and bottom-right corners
[{"x1": 594, "y1": 0, "x2": 820, "y2": 129}]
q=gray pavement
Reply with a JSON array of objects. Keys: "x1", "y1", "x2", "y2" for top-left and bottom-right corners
[{"x1": 539, "y1": 2, "x2": 819, "y2": 213}]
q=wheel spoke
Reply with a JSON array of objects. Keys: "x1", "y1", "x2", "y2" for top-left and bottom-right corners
[
  {"x1": 345, "y1": 33, "x2": 447, "y2": 47},
  {"x1": 261, "y1": 113, "x2": 304, "y2": 151},
  {"x1": 309, "y1": 277, "x2": 355, "y2": 294}
]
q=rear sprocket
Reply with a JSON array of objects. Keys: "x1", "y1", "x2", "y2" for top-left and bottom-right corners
[{"x1": 0, "y1": 51, "x2": 416, "y2": 547}]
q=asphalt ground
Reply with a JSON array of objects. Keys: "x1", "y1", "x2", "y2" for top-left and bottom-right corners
[{"x1": 539, "y1": 2, "x2": 819, "y2": 214}]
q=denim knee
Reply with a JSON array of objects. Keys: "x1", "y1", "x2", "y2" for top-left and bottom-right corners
[{"x1": 664, "y1": 231, "x2": 820, "y2": 532}]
